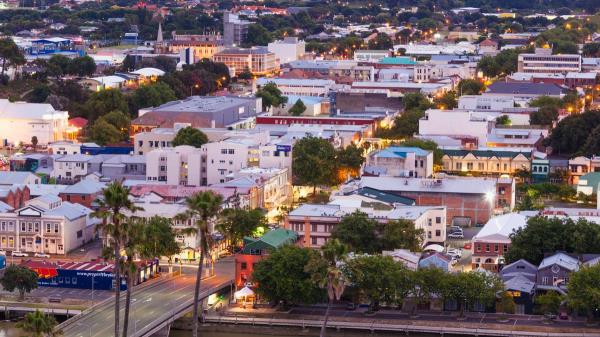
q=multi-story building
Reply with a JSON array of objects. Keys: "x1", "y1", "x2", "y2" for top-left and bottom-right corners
[
  {"x1": 365, "y1": 146, "x2": 434, "y2": 178},
  {"x1": 254, "y1": 78, "x2": 335, "y2": 97},
  {"x1": 419, "y1": 109, "x2": 494, "y2": 145},
  {"x1": 353, "y1": 50, "x2": 390, "y2": 63},
  {"x1": 536, "y1": 252, "x2": 579, "y2": 294},
  {"x1": 223, "y1": 12, "x2": 251, "y2": 46},
  {"x1": 349, "y1": 175, "x2": 515, "y2": 225},
  {"x1": 0, "y1": 100, "x2": 70, "y2": 146},
  {"x1": 51, "y1": 154, "x2": 92, "y2": 184},
  {"x1": 0, "y1": 195, "x2": 96, "y2": 255},
  {"x1": 267, "y1": 37, "x2": 305, "y2": 64},
  {"x1": 471, "y1": 212, "x2": 527, "y2": 271},
  {"x1": 441, "y1": 149, "x2": 531, "y2": 176},
  {"x1": 146, "y1": 145, "x2": 204, "y2": 185},
  {"x1": 132, "y1": 96, "x2": 262, "y2": 134},
  {"x1": 517, "y1": 48, "x2": 581, "y2": 74},
  {"x1": 168, "y1": 32, "x2": 224, "y2": 61},
  {"x1": 287, "y1": 201, "x2": 446, "y2": 248},
  {"x1": 212, "y1": 47, "x2": 279, "y2": 76}
]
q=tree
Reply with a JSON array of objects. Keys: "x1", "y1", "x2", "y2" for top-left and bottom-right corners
[
  {"x1": 177, "y1": 191, "x2": 223, "y2": 337},
  {"x1": 243, "y1": 23, "x2": 273, "y2": 47},
  {"x1": 458, "y1": 79, "x2": 485, "y2": 95},
  {"x1": 582, "y1": 42, "x2": 600, "y2": 57},
  {"x1": 530, "y1": 106, "x2": 558, "y2": 126},
  {"x1": 378, "y1": 109, "x2": 424, "y2": 139},
  {"x1": 411, "y1": 267, "x2": 445, "y2": 316},
  {"x1": 69, "y1": 56, "x2": 96, "y2": 76},
  {"x1": 368, "y1": 33, "x2": 393, "y2": 50},
  {"x1": 403, "y1": 92, "x2": 433, "y2": 111},
  {"x1": 16, "y1": 310, "x2": 61, "y2": 337},
  {"x1": 256, "y1": 82, "x2": 287, "y2": 111},
  {"x1": 88, "y1": 118, "x2": 122, "y2": 146},
  {"x1": 331, "y1": 211, "x2": 379, "y2": 254},
  {"x1": 120, "y1": 217, "x2": 144, "y2": 337},
  {"x1": 172, "y1": 126, "x2": 208, "y2": 148},
  {"x1": 292, "y1": 136, "x2": 337, "y2": 194},
  {"x1": 288, "y1": 99, "x2": 306, "y2": 116},
  {"x1": 129, "y1": 82, "x2": 177, "y2": 115},
  {"x1": 440, "y1": 271, "x2": 503, "y2": 318},
  {"x1": 83, "y1": 89, "x2": 129, "y2": 122},
  {"x1": 568, "y1": 264, "x2": 600, "y2": 323},
  {"x1": 535, "y1": 291, "x2": 563, "y2": 316},
  {"x1": 92, "y1": 181, "x2": 140, "y2": 337},
  {"x1": 546, "y1": 110, "x2": 600, "y2": 155},
  {"x1": 336, "y1": 143, "x2": 364, "y2": 179},
  {"x1": 217, "y1": 208, "x2": 266, "y2": 248},
  {"x1": 433, "y1": 91, "x2": 458, "y2": 109},
  {"x1": 305, "y1": 239, "x2": 347, "y2": 337},
  {"x1": 138, "y1": 216, "x2": 181, "y2": 260},
  {"x1": 498, "y1": 291, "x2": 516, "y2": 315},
  {"x1": 381, "y1": 219, "x2": 424, "y2": 252},
  {"x1": 343, "y1": 255, "x2": 408, "y2": 312},
  {"x1": 47, "y1": 55, "x2": 71, "y2": 79},
  {"x1": 31, "y1": 136, "x2": 38, "y2": 150},
  {"x1": 495, "y1": 115, "x2": 511, "y2": 126},
  {"x1": 102, "y1": 110, "x2": 131, "y2": 139},
  {"x1": 253, "y1": 245, "x2": 325, "y2": 308},
  {"x1": 0, "y1": 265, "x2": 38, "y2": 301},
  {"x1": 477, "y1": 48, "x2": 519, "y2": 78},
  {"x1": 0, "y1": 38, "x2": 25, "y2": 78},
  {"x1": 29, "y1": 85, "x2": 50, "y2": 103}
]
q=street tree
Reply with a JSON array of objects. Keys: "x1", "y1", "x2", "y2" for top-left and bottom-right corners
[
  {"x1": 172, "y1": 127, "x2": 208, "y2": 148},
  {"x1": 16, "y1": 310, "x2": 61, "y2": 337},
  {"x1": 288, "y1": 99, "x2": 306, "y2": 116},
  {"x1": 83, "y1": 89, "x2": 129, "y2": 122},
  {"x1": 336, "y1": 143, "x2": 364, "y2": 179},
  {"x1": 441, "y1": 271, "x2": 503, "y2": 318},
  {"x1": 292, "y1": 136, "x2": 337, "y2": 195},
  {"x1": 305, "y1": 239, "x2": 348, "y2": 337},
  {"x1": 458, "y1": 79, "x2": 485, "y2": 95},
  {"x1": 498, "y1": 291, "x2": 516, "y2": 315},
  {"x1": 255, "y1": 82, "x2": 287, "y2": 111},
  {"x1": 0, "y1": 265, "x2": 38, "y2": 301},
  {"x1": 331, "y1": 211, "x2": 379, "y2": 254},
  {"x1": 380, "y1": 219, "x2": 424, "y2": 252},
  {"x1": 177, "y1": 191, "x2": 223, "y2": 337},
  {"x1": 567, "y1": 264, "x2": 600, "y2": 323},
  {"x1": 343, "y1": 255, "x2": 408, "y2": 312},
  {"x1": 253, "y1": 245, "x2": 325, "y2": 308},
  {"x1": 31, "y1": 136, "x2": 38, "y2": 150},
  {"x1": 535, "y1": 291, "x2": 563, "y2": 316},
  {"x1": 410, "y1": 267, "x2": 446, "y2": 316},
  {"x1": 92, "y1": 181, "x2": 140, "y2": 337},
  {"x1": 217, "y1": 208, "x2": 266, "y2": 248},
  {"x1": 88, "y1": 118, "x2": 123, "y2": 146}
]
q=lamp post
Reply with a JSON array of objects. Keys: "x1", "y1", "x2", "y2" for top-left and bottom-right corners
[
  {"x1": 190, "y1": 84, "x2": 199, "y2": 96},
  {"x1": 76, "y1": 322, "x2": 93, "y2": 337}
]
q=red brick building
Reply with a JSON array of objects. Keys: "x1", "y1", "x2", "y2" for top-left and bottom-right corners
[
  {"x1": 471, "y1": 213, "x2": 527, "y2": 272},
  {"x1": 0, "y1": 185, "x2": 30, "y2": 209},
  {"x1": 58, "y1": 180, "x2": 105, "y2": 208}
]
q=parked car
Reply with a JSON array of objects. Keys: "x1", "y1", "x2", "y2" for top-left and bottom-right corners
[
  {"x1": 447, "y1": 248, "x2": 463, "y2": 258},
  {"x1": 11, "y1": 251, "x2": 28, "y2": 257},
  {"x1": 448, "y1": 232, "x2": 464, "y2": 239},
  {"x1": 0, "y1": 250, "x2": 6, "y2": 256},
  {"x1": 34, "y1": 252, "x2": 50, "y2": 258},
  {"x1": 559, "y1": 311, "x2": 569, "y2": 320}
]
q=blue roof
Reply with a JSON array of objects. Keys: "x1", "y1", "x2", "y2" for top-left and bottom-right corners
[
  {"x1": 380, "y1": 57, "x2": 417, "y2": 65},
  {"x1": 285, "y1": 95, "x2": 325, "y2": 105},
  {"x1": 374, "y1": 146, "x2": 431, "y2": 158}
]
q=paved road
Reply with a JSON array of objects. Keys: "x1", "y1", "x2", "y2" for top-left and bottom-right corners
[
  {"x1": 289, "y1": 306, "x2": 590, "y2": 329},
  {"x1": 61, "y1": 258, "x2": 234, "y2": 337}
]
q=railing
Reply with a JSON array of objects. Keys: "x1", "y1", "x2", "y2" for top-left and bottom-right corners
[{"x1": 205, "y1": 315, "x2": 600, "y2": 337}]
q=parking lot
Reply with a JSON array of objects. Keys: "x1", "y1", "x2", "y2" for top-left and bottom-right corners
[{"x1": 445, "y1": 226, "x2": 482, "y2": 272}]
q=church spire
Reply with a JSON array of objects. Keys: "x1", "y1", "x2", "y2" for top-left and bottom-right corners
[{"x1": 156, "y1": 22, "x2": 163, "y2": 44}]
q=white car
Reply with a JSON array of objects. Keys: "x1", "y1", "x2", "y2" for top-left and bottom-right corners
[
  {"x1": 447, "y1": 248, "x2": 463, "y2": 258},
  {"x1": 11, "y1": 251, "x2": 28, "y2": 257},
  {"x1": 0, "y1": 250, "x2": 6, "y2": 256},
  {"x1": 448, "y1": 232, "x2": 464, "y2": 239},
  {"x1": 34, "y1": 253, "x2": 50, "y2": 258}
]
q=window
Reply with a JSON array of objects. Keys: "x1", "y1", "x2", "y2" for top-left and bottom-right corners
[
  {"x1": 228, "y1": 149, "x2": 235, "y2": 154},
  {"x1": 8, "y1": 237, "x2": 13, "y2": 248},
  {"x1": 503, "y1": 245, "x2": 508, "y2": 253},
  {"x1": 77, "y1": 230, "x2": 83, "y2": 239},
  {"x1": 54, "y1": 224, "x2": 59, "y2": 233},
  {"x1": 494, "y1": 244, "x2": 499, "y2": 252},
  {"x1": 485, "y1": 244, "x2": 490, "y2": 252},
  {"x1": 72, "y1": 277, "x2": 77, "y2": 285},
  {"x1": 428, "y1": 219, "x2": 432, "y2": 226},
  {"x1": 66, "y1": 195, "x2": 71, "y2": 201},
  {"x1": 311, "y1": 237, "x2": 317, "y2": 245},
  {"x1": 221, "y1": 149, "x2": 227, "y2": 154},
  {"x1": 427, "y1": 231, "x2": 432, "y2": 239},
  {"x1": 456, "y1": 162, "x2": 462, "y2": 170},
  {"x1": 436, "y1": 217, "x2": 442, "y2": 224},
  {"x1": 435, "y1": 229, "x2": 441, "y2": 236},
  {"x1": 467, "y1": 162, "x2": 473, "y2": 170},
  {"x1": 21, "y1": 223, "x2": 25, "y2": 231},
  {"x1": 241, "y1": 262, "x2": 247, "y2": 270},
  {"x1": 311, "y1": 224, "x2": 318, "y2": 232}
]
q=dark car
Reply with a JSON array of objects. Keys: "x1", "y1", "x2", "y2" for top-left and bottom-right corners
[{"x1": 559, "y1": 311, "x2": 569, "y2": 320}]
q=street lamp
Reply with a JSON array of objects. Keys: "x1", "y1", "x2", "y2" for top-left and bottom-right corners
[
  {"x1": 76, "y1": 322, "x2": 93, "y2": 337},
  {"x1": 190, "y1": 84, "x2": 199, "y2": 96}
]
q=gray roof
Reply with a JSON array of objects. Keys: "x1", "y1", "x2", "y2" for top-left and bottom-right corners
[
  {"x1": 44, "y1": 202, "x2": 92, "y2": 221},
  {"x1": 0, "y1": 172, "x2": 38, "y2": 185},
  {"x1": 504, "y1": 274, "x2": 535, "y2": 293},
  {"x1": 62, "y1": 180, "x2": 106, "y2": 195},
  {"x1": 486, "y1": 82, "x2": 565, "y2": 96},
  {"x1": 0, "y1": 201, "x2": 13, "y2": 213},
  {"x1": 539, "y1": 252, "x2": 580, "y2": 272}
]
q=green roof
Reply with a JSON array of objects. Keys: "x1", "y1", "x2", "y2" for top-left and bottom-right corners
[
  {"x1": 241, "y1": 228, "x2": 298, "y2": 254},
  {"x1": 356, "y1": 187, "x2": 415, "y2": 205},
  {"x1": 380, "y1": 56, "x2": 417, "y2": 65},
  {"x1": 442, "y1": 149, "x2": 531, "y2": 159}
]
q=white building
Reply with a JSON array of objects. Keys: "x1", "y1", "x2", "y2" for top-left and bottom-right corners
[
  {"x1": 419, "y1": 109, "x2": 493, "y2": 144},
  {"x1": 517, "y1": 48, "x2": 581, "y2": 74},
  {"x1": 458, "y1": 95, "x2": 516, "y2": 111},
  {"x1": 267, "y1": 37, "x2": 305, "y2": 64},
  {"x1": 0, "y1": 100, "x2": 69, "y2": 146},
  {"x1": 255, "y1": 78, "x2": 336, "y2": 97},
  {"x1": 51, "y1": 154, "x2": 93, "y2": 184},
  {"x1": 353, "y1": 50, "x2": 390, "y2": 63},
  {"x1": 145, "y1": 145, "x2": 204, "y2": 186},
  {"x1": 365, "y1": 146, "x2": 434, "y2": 178},
  {"x1": 0, "y1": 195, "x2": 96, "y2": 255},
  {"x1": 48, "y1": 141, "x2": 81, "y2": 155}
]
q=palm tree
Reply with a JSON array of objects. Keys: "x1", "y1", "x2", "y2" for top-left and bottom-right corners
[
  {"x1": 177, "y1": 191, "x2": 223, "y2": 337},
  {"x1": 92, "y1": 181, "x2": 140, "y2": 337},
  {"x1": 306, "y1": 239, "x2": 347, "y2": 337},
  {"x1": 16, "y1": 310, "x2": 61, "y2": 337},
  {"x1": 121, "y1": 217, "x2": 144, "y2": 337}
]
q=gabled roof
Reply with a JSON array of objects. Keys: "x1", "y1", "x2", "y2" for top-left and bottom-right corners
[
  {"x1": 354, "y1": 187, "x2": 415, "y2": 206},
  {"x1": 241, "y1": 228, "x2": 297, "y2": 253},
  {"x1": 61, "y1": 180, "x2": 106, "y2": 195},
  {"x1": 486, "y1": 82, "x2": 565, "y2": 96},
  {"x1": 539, "y1": 252, "x2": 579, "y2": 272},
  {"x1": 504, "y1": 274, "x2": 535, "y2": 293},
  {"x1": 442, "y1": 149, "x2": 531, "y2": 159},
  {"x1": 473, "y1": 213, "x2": 528, "y2": 241}
]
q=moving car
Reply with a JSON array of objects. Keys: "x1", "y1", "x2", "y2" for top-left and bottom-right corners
[
  {"x1": 34, "y1": 252, "x2": 50, "y2": 258},
  {"x1": 11, "y1": 251, "x2": 28, "y2": 257}
]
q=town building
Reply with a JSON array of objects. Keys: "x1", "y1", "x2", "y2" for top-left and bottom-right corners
[
  {"x1": 168, "y1": 32, "x2": 224, "y2": 61},
  {"x1": 471, "y1": 213, "x2": 528, "y2": 271},
  {"x1": 0, "y1": 100, "x2": 69, "y2": 147},
  {"x1": 382, "y1": 249, "x2": 420, "y2": 271},
  {"x1": 500, "y1": 259, "x2": 537, "y2": 314},
  {"x1": 441, "y1": 149, "x2": 531, "y2": 176},
  {"x1": 223, "y1": 12, "x2": 251, "y2": 46},
  {"x1": 255, "y1": 78, "x2": 335, "y2": 97},
  {"x1": 58, "y1": 180, "x2": 105, "y2": 208},
  {"x1": 212, "y1": 47, "x2": 279, "y2": 76},
  {"x1": 0, "y1": 195, "x2": 97, "y2": 255},
  {"x1": 419, "y1": 252, "x2": 452, "y2": 271},
  {"x1": 536, "y1": 252, "x2": 579, "y2": 295},
  {"x1": 353, "y1": 50, "x2": 391, "y2": 63},
  {"x1": 364, "y1": 146, "x2": 434, "y2": 178},
  {"x1": 267, "y1": 37, "x2": 305, "y2": 64},
  {"x1": 517, "y1": 48, "x2": 581, "y2": 74}
]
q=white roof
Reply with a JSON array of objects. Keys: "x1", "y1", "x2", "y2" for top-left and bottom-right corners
[
  {"x1": 131, "y1": 67, "x2": 165, "y2": 77},
  {"x1": 256, "y1": 77, "x2": 334, "y2": 86},
  {"x1": 473, "y1": 213, "x2": 528, "y2": 242},
  {"x1": 359, "y1": 176, "x2": 498, "y2": 195},
  {"x1": 566, "y1": 72, "x2": 597, "y2": 79},
  {"x1": 0, "y1": 99, "x2": 65, "y2": 120},
  {"x1": 539, "y1": 252, "x2": 579, "y2": 272},
  {"x1": 89, "y1": 76, "x2": 126, "y2": 86}
]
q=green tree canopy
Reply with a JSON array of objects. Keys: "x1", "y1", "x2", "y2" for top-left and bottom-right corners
[
  {"x1": 129, "y1": 82, "x2": 177, "y2": 115},
  {"x1": 545, "y1": 109, "x2": 600, "y2": 155},
  {"x1": 567, "y1": 264, "x2": 600, "y2": 322},
  {"x1": 256, "y1": 82, "x2": 287, "y2": 111},
  {"x1": 381, "y1": 219, "x2": 424, "y2": 252},
  {"x1": 458, "y1": 79, "x2": 485, "y2": 95},
  {"x1": 243, "y1": 23, "x2": 273, "y2": 47},
  {"x1": 331, "y1": 211, "x2": 380, "y2": 254},
  {"x1": 172, "y1": 127, "x2": 208, "y2": 148},
  {"x1": 217, "y1": 208, "x2": 266, "y2": 246},
  {"x1": 336, "y1": 143, "x2": 365, "y2": 178},
  {"x1": 288, "y1": 99, "x2": 306, "y2": 116},
  {"x1": 530, "y1": 106, "x2": 558, "y2": 126},
  {"x1": 88, "y1": 117, "x2": 124, "y2": 146},
  {"x1": 252, "y1": 245, "x2": 325, "y2": 307},
  {"x1": 477, "y1": 48, "x2": 519, "y2": 77},
  {"x1": 433, "y1": 91, "x2": 458, "y2": 109},
  {"x1": 1, "y1": 265, "x2": 38, "y2": 300},
  {"x1": 137, "y1": 216, "x2": 181, "y2": 260},
  {"x1": 16, "y1": 310, "x2": 61, "y2": 337},
  {"x1": 292, "y1": 136, "x2": 337, "y2": 192},
  {"x1": 495, "y1": 115, "x2": 511, "y2": 126},
  {"x1": 440, "y1": 271, "x2": 503, "y2": 317},
  {"x1": 0, "y1": 37, "x2": 25, "y2": 78},
  {"x1": 83, "y1": 89, "x2": 129, "y2": 122}
]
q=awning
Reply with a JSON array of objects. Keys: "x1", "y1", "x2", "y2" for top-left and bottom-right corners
[
  {"x1": 423, "y1": 244, "x2": 444, "y2": 252},
  {"x1": 234, "y1": 286, "x2": 255, "y2": 299}
]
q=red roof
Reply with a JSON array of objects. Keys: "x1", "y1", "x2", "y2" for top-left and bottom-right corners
[
  {"x1": 69, "y1": 117, "x2": 88, "y2": 129},
  {"x1": 479, "y1": 39, "x2": 498, "y2": 47}
]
